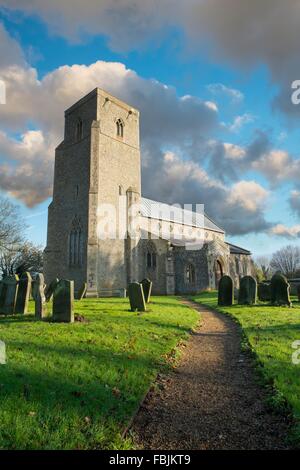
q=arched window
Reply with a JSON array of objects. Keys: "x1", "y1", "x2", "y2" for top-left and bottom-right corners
[
  {"x1": 69, "y1": 217, "x2": 83, "y2": 267},
  {"x1": 75, "y1": 118, "x2": 83, "y2": 141},
  {"x1": 146, "y1": 242, "x2": 157, "y2": 269},
  {"x1": 186, "y1": 264, "x2": 195, "y2": 284},
  {"x1": 116, "y1": 118, "x2": 124, "y2": 138}
]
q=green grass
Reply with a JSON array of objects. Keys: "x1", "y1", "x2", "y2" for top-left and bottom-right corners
[
  {"x1": 193, "y1": 290, "x2": 300, "y2": 445},
  {"x1": 0, "y1": 296, "x2": 199, "y2": 450}
]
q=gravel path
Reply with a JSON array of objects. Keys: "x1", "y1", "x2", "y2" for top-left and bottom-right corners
[{"x1": 132, "y1": 299, "x2": 291, "y2": 450}]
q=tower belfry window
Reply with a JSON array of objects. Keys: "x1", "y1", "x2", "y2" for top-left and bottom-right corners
[
  {"x1": 116, "y1": 118, "x2": 124, "y2": 138},
  {"x1": 76, "y1": 118, "x2": 83, "y2": 141}
]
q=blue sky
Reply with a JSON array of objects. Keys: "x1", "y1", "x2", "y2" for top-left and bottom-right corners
[{"x1": 1, "y1": 1, "x2": 300, "y2": 258}]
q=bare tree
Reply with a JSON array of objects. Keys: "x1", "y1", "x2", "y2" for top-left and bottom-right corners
[
  {"x1": 256, "y1": 255, "x2": 272, "y2": 280},
  {"x1": 0, "y1": 242, "x2": 43, "y2": 277},
  {"x1": 0, "y1": 196, "x2": 24, "y2": 252},
  {"x1": 270, "y1": 245, "x2": 300, "y2": 279}
]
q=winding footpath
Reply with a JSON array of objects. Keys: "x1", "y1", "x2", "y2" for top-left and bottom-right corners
[{"x1": 132, "y1": 299, "x2": 291, "y2": 450}]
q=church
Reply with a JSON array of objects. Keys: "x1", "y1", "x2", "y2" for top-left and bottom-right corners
[{"x1": 44, "y1": 88, "x2": 253, "y2": 296}]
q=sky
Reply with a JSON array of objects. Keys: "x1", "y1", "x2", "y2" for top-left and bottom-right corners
[{"x1": 1, "y1": 0, "x2": 300, "y2": 258}]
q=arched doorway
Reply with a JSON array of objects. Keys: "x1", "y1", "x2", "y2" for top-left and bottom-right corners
[{"x1": 214, "y1": 260, "x2": 223, "y2": 288}]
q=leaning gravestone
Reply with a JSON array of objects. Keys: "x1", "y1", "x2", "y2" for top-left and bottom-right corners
[
  {"x1": 52, "y1": 280, "x2": 74, "y2": 323},
  {"x1": 45, "y1": 278, "x2": 59, "y2": 302},
  {"x1": 15, "y1": 272, "x2": 32, "y2": 314},
  {"x1": 141, "y1": 278, "x2": 152, "y2": 303},
  {"x1": 35, "y1": 273, "x2": 47, "y2": 319},
  {"x1": 238, "y1": 275, "x2": 257, "y2": 305},
  {"x1": 128, "y1": 282, "x2": 146, "y2": 312},
  {"x1": 258, "y1": 282, "x2": 271, "y2": 302},
  {"x1": 2, "y1": 274, "x2": 19, "y2": 315},
  {"x1": 271, "y1": 273, "x2": 291, "y2": 306},
  {"x1": 218, "y1": 275, "x2": 234, "y2": 306},
  {"x1": 76, "y1": 282, "x2": 87, "y2": 300}
]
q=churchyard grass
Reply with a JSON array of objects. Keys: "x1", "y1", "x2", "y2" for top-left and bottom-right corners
[
  {"x1": 193, "y1": 290, "x2": 300, "y2": 445},
  {"x1": 0, "y1": 296, "x2": 198, "y2": 450}
]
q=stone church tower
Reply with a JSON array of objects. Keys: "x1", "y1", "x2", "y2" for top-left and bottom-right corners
[{"x1": 44, "y1": 88, "x2": 141, "y2": 296}]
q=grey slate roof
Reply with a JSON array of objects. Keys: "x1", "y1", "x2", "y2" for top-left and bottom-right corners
[
  {"x1": 141, "y1": 197, "x2": 224, "y2": 233},
  {"x1": 226, "y1": 242, "x2": 251, "y2": 255}
]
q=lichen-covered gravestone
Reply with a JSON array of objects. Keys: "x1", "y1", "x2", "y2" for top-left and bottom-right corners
[
  {"x1": 35, "y1": 273, "x2": 47, "y2": 319},
  {"x1": 141, "y1": 278, "x2": 152, "y2": 303},
  {"x1": 52, "y1": 279, "x2": 74, "y2": 323},
  {"x1": 128, "y1": 282, "x2": 146, "y2": 312},
  {"x1": 218, "y1": 275, "x2": 234, "y2": 306},
  {"x1": 76, "y1": 282, "x2": 87, "y2": 300},
  {"x1": 238, "y1": 275, "x2": 257, "y2": 305},
  {"x1": 45, "y1": 278, "x2": 59, "y2": 302},
  {"x1": 2, "y1": 275, "x2": 19, "y2": 315},
  {"x1": 258, "y1": 282, "x2": 271, "y2": 302},
  {"x1": 15, "y1": 272, "x2": 32, "y2": 314},
  {"x1": 271, "y1": 273, "x2": 291, "y2": 306}
]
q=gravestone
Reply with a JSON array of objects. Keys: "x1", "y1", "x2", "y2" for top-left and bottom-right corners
[
  {"x1": 271, "y1": 273, "x2": 291, "y2": 306},
  {"x1": 258, "y1": 282, "x2": 271, "y2": 302},
  {"x1": 76, "y1": 282, "x2": 87, "y2": 300},
  {"x1": 15, "y1": 272, "x2": 32, "y2": 314},
  {"x1": 2, "y1": 275, "x2": 19, "y2": 315},
  {"x1": 141, "y1": 278, "x2": 152, "y2": 303},
  {"x1": 45, "y1": 278, "x2": 59, "y2": 302},
  {"x1": 35, "y1": 273, "x2": 47, "y2": 319},
  {"x1": 218, "y1": 275, "x2": 234, "y2": 306},
  {"x1": 128, "y1": 282, "x2": 146, "y2": 312},
  {"x1": 52, "y1": 279, "x2": 74, "y2": 323},
  {"x1": 238, "y1": 275, "x2": 257, "y2": 305}
]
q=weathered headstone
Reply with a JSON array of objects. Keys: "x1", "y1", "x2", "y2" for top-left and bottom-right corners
[
  {"x1": 2, "y1": 274, "x2": 19, "y2": 315},
  {"x1": 35, "y1": 273, "x2": 47, "y2": 319},
  {"x1": 52, "y1": 279, "x2": 74, "y2": 323},
  {"x1": 271, "y1": 273, "x2": 291, "y2": 306},
  {"x1": 218, "y1": 275, "x2": 234, "y2": 306},
  {"x1": 258, "y1": 282, "x2": 271, "y2": 302},
  {"x1": 75, "y1": 282, "x2": 87, "y2": 300},
  {"x1": 128, "y1": 282, "x2": 146, "y2": 312},
  {"x1": 15, "y1": 272, "x2": 32, "y2": 314},
  {"x1": 141, "y1": 278, "x2": 152, "y2": 303},
  {"x1": 45, "y1": 278, "x2": 59, "y2": 302},
  {"x1": 238, "y1": 275, "x2": 257, "y2": 305}
]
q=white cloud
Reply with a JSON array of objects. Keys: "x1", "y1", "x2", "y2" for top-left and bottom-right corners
[
  {"x1": 228, "y1": 113, "x2": 254, "y2": 132},
  {"x1": 253, "y1": 150, "x2": 300, "y2": 187},
  {"x1": 270, "y1": 224, "x2": 300, "y2": 238},
  {"x1": 226, "y1": 181, "x2": 269, "y2": 213},
  {"x1": 207, "y1": 83, "x2": 244, "y2": 102},
  {"x1": 223, "y1": 143, "x2": 246, "y2": 160}
]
